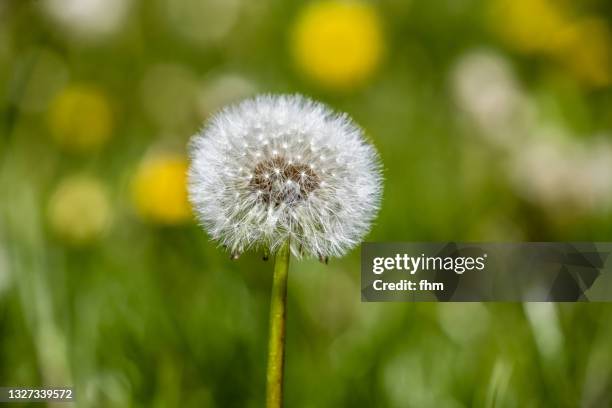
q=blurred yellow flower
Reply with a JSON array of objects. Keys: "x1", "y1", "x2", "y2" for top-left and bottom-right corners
[
  {"x1": 291, "y1": 1, "x2": 384, "y2": 90},
  {"x1": 555, "y1": 18, "x2": 612, "y2": 87},
  {"x1": 48, "y1": 176, "x2": 112, "y2": 245},
  {"x1": 490, "y1": 0, "x2": 566, "y2": 55},
  {"x1": 132, "y1": 155, "x2": 192, "y2": 225},
  {"x1": 490, "y1": 0, "x2": 612, "y2": 87},
  {"x1": 48, "y1": 84, "x2": 114, "y2": 152}
]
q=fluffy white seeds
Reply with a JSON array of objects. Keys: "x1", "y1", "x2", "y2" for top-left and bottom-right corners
[{"x1": 188, "y1": 94, "x2": 382, "y2": 259}]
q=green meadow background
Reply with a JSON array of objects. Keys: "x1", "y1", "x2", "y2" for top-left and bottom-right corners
[{"x1": 2, "y1": 0, "x2": 612, "y2": 406}]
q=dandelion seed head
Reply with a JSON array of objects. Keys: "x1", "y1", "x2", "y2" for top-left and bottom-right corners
[{"x1": 188, "y1": 94, "x2": 383, "y2": 258}]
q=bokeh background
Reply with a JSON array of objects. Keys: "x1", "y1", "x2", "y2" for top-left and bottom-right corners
[{"x1": 2, "y1": 0, "x2": 612, "y2": 406}]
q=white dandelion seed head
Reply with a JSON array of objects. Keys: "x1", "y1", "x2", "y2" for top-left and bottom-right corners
[{"x1": 188, "y1": 94, "x2": 383, "y2": 259}]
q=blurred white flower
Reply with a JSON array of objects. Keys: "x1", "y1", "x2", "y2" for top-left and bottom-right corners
[
  {"x1": 582, "y1": 137, "x2": 612, "y2": 209},
  {"x1": 48, "y1": 176, "x2": 112, "y2": 245},
  {"x1": 510, "y1": 132, "x2": 573, "y2": 206},
  {"x1": 524, "y1": 303, "x2": 563, "y2": 360},
  {"x1": 188, "y1": 94, "x2": 383, "y2": 259},
  {"x1": 159, "y1": 0, "x2": 242, "y2": 47},
  {"x1": 509, "y1": 129, "x2": 612, "y2": 212},
  {"x1": 42, "y1": 0, "x2": 131, "y2": 40},
  {"x1": 453, "y1": 50, "x2": 612, "y2": 215},
  {"x1": 452, "y1": 50, "x2": 529, "y2": 148}
]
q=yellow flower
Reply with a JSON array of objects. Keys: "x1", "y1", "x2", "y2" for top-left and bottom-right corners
[
  {"x1": 48, "y1": 176, "x2": 112, "y2": 245},
  {"x1": 555, "y1": 18, "x2": 612, "y2": 87},
  {"x1": 291, "y1": 1, "x2": 384, "y2": 90},
  {"x1": 490, "y1": 0, "x2": 612, "y2": 87},
  {"x1": 490, "y1": 0, "x2": 566, "y2": 55},
  {"x1": 48, "y1": 84, "x2": 113, "y2": 152},
  {"x1": 132, "y1": 155, "x2": 192, "y2": 225}
]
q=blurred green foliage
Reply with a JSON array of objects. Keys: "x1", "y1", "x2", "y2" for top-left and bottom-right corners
[{"x1": 1, "y1": 0, "x2": 612, "y2": 407}]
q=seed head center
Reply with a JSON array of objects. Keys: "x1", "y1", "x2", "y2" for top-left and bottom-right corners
[{"x1": 250, "y1": 156, "x2": 320, "y2": 205}]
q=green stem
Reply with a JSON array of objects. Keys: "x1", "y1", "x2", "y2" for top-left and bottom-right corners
[{"x1": 266, "y1": 239, "x2": 290, "y2": 408}]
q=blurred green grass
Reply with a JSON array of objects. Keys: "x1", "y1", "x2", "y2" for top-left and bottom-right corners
[{"x1": 1, "y1": 0, "x2": 612, "y2": 407}]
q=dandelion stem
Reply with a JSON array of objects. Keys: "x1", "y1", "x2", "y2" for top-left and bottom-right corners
[{"x1": 266, "y1": 239, "x2": 290, "y2": 408}]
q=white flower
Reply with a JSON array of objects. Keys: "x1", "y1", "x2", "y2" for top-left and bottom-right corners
[
  {"x1": 43, "y1": 0, "x2": 132, "y2": 40},
  {"x1": 188, "y1": 94, "x2": 382, "y2": 259}
]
